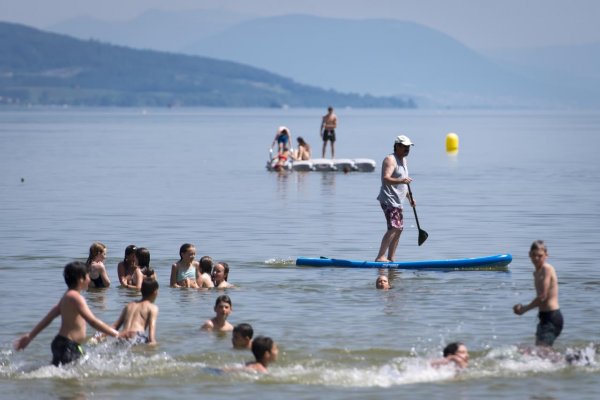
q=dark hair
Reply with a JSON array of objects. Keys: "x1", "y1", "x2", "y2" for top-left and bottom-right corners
[
  {"x1": 199, "y1": 256, "x2": 213, "y2": 275},
  {"x1": 179, "y1": 243, "x2": 195, "y2": 261},
  {"x1": 141, "y1": 278, "x2": 159, "y2": 299},
  {"x1": 328, "y1": 106, "x2": 333, "y2": 112},
  {"x1": 136, "y1": 247, "x2": 155, "y2": 277},
  {"x1": 251, "y1": 336, "x2": 274, "y2": 362},
  {"x1": 136, "y1": 247, "x2": 150, "y2": 268},
  {"x1": 233, "y1": 323, "x2": 254, "y2": 339},
  {"x1": 215, "y1": 294, "x2": 232, "y2": 308},
  {"x1": 443, "y1": 342, "x2": 463, "y2": 357},
  {"x1": 63, "y1": 261, "x2": 88, "y2": 289},
  {"x1": 530, "y1": 240, "x2": 547, "y2": 253},
  {"x1": 213, "y1": 262, "x2": 230, "y2": 281},
  {"x1": 297, "y1": 136, "x2": 306, "y2": 146},
  {"x1": 123, "y1": 244, "x2": 137, "y2": 262}
]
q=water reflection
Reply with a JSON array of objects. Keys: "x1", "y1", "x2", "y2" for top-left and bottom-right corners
[
  {"x1": 86, "y1": 288, "x2": 107, "y2": 310},
  {"x1": 320, "y1": 172, "x2": 336, "y2": 193}
]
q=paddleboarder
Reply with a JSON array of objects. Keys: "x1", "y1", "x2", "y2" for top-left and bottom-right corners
[{"x1": 375, "y1": 135, "x2": 416, "y2": 262}]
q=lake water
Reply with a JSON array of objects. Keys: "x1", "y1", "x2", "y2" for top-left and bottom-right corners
[{"x1": 1, "y1": 107, "x2": 599, "y2": 399}]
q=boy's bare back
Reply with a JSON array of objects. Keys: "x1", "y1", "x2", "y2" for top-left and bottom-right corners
[{"x1": 117, "y1": 300, "x2": 158, "y2": 337}]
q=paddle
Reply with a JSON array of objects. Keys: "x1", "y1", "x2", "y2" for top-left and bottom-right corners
[{"x1": 407, "y1": 183, "x2": 428, "y2": 246}]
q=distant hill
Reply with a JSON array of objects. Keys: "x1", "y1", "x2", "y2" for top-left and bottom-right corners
[
  {"x1": 185, "y1": 14, "x2": 580, "y2": 108},
  {"x1": 0, "y1": 21, "x2": 413, "y2": 108},
  {"x1": 44, "y1": 12, "x2": 600, "y2": 108},
  {"x1": 48, "y1": 9, "x2": 252, "y2": 54}
]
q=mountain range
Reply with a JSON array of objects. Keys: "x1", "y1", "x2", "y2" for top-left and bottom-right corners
[
  {"x1": 0, "y1": 21, "x2": 411, "y2": 108},
  {"x1": 48, "y1": 11, "x2": 600, "y2": 108}
]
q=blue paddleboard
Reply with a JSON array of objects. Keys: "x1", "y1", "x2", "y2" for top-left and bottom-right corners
[{"x1": 296, "y1": 254, "x2": 512, "y2": 271}]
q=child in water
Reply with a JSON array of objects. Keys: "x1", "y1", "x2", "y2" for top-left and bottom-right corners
[
  {"x1": 431, "y1": 342, "x2": 469, "y2": 369},
  {"x1": 245, "y1": 336, "x2": 279, "y2": 373},
  {"x1": 212, "y1": 262, "x2": 234, "y2": 289},
  {"x1": 86, "y1": 242, "x2": 111, "y2": 288},
  {"x1": 232, "y1": 323, "x2": 254, "y2": 350},
  {"x1": 201, "y1": 295, "x2": 234, "y2": 332},
  {"x1": 375, "y1": 275, "x2": 391, "y2": 289},
  {"x1": 111, "y1": 275, "x2": 159, "y2": 345},
  {"x1": 170, "y1": 243, "x2": 199, "y2": 288},
  {"x1": 197, "y1": 255, "x2": 215, "y2": 288},
  {"x1": 14, "y1": 261, "x2": 123, "y2": 366},
  {"x1": 118, "y1": 244, "x2": 138, "y2": 289}
]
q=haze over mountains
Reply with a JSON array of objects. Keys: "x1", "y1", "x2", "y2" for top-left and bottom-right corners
[
  {"x1": 0, "y1": 21, "x2": 411, "y2": 108},
  {"x1": 28, "y1": 10, "x2": 600, "y2": 108}
]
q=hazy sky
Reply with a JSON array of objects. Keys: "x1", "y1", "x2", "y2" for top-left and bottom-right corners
[{"x1": 1, "y1": 0, "x2": 599, "y2": 49}]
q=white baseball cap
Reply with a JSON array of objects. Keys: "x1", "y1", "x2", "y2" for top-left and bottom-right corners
[{"x1": 394, "y1": 135, "x2": 414, "y2": 146}]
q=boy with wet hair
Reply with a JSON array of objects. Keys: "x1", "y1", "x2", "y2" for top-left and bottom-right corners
[
  {"x1": 232, "y1": 323, "x2": 254, "y2": 349},
  {"x1": 111, "y1": 278, "x2": 159, "y2": 345},
  {"x1": 14, "y1": 261, "x2": 123, "y2": 366},
  {"x1": 246, "y1": 336, "x2": 278, "y2": 373},
  {"x1": 513, "y1": 240, "x2": 563, "y2": 347}
]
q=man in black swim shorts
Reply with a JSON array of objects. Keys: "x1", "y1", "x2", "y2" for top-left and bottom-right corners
[{"x1": 320, "y1": 106, "x2": 338, "y2": 158}]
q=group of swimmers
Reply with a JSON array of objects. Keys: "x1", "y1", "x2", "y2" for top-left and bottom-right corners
[
  {"x1": 13, "y1": 238, "x2": 565, "y2": 372},
  {"x1": 14, "y1": 242, "x2": 278, "y2": 372}
]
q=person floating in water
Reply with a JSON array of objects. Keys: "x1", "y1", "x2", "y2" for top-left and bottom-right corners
[
  {"x1": 431, "y1": 342, "x2": 469, "y2": 368},
  {"x1": 14, "y1": 261, "x2": 124, "y2": 366},
  {"x1": 232, "y1": 323, "x2": 254, "y2": 350},
  {"x1": 245, "y1": 336, "x2": 278, "y2": 373},
  {"x1": 375, "y1": 275, "x2": 391, "y2": 290},
  {"x1": 513, "y1": 240, "x2": 563, "y2": 347},
  {"x1": 201, "y1": 295, "x2": 234, "y2": 332}
]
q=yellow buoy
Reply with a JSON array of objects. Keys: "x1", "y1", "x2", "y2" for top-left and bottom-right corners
[{"x1": 446, "y1": 132, "x2": 459, "y2": 152}]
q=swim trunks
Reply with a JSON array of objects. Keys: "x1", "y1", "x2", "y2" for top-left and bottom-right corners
[
  {"x1": 380, "y1": 202, "x2": 404, "y2": 230},
  {"x1": 322, "y1": 129, "x2": 336, "y2": 142},
  {"x1": 277, "y1": 134, "x2": 289, "y2": 146},
  {"x1": 51, "y1": 334, "x2": 84, "y2": 366},
  {"x1": 536, "y1": 309, "x2": 563, "y2": 346},
  {"x1": 118, "y1": 331, "x2": 149, "y2": 345}
]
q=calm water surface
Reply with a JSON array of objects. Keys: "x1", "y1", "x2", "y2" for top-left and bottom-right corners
[{"x1": 1, "y1": 108, "x2": 599, "y2": 399}]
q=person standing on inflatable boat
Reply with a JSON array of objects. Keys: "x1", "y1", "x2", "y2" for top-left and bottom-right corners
[{"x1": 375, "y1": 135, "x2": 416, "y2": 262}]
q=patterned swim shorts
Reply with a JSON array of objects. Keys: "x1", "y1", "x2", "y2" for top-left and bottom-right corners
[{"x1": 380, "y1": 203, "x2": 404, "y2": 230}]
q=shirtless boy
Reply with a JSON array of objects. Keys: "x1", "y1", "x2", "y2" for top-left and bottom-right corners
[
  {"x1": 245, "y1": 336, "x2": 278, "y2": 373},
  {"x1": 201, "y1": 295, "x2": 234, "y2": 332},
  {"x1": 112, "y1": 278, "x2": 159, "y2": 345},
  {"x1": 14, "y1": 261, "x2": 122, "y2": 366},
  {"x1": 232, "y1": 323, "x2": 254, "y2": 350},
  {"x1": 513, "y1": 240, "x2": 563, "y2": 347}
]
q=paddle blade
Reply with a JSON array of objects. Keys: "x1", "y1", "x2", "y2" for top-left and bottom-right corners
[{"x1": 418, "y1": 229, "x2": 429, "y2": 246}]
